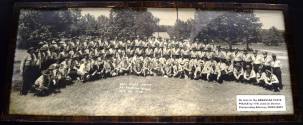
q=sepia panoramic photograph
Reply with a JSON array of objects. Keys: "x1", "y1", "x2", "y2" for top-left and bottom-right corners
[{"x1": 9, "y1": 7, "x2": 293, "y2": 116}]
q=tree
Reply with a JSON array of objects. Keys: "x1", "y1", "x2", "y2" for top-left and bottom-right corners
[
  {"x1": 133, "y1": 11, "x2": 159, "y2": 39},
  {"x1": 68, "y1": 8, "x2": 83, "y2": 37},
  {"x1": 17, "y1": 9, "x2": 80, "y2": 49},
  {"x1": 168, "y1": 19, "x2": 193, "y2": 41},
  {"x1": 78, "y1": 14, "x2": 98, "y2": 35},
  {"x1": 261, "y1": 26, "x2": 284, "y2": 46},
  {"x1": 96, "y1": 15, "x2": 110, "y2": 38},
  {"x1": 108, "y1": 8, "x2": 159, "y2": 41},
  {"x1": 191, "y1": 10, "x2": 225, "y2": 42},
  {"x1": 195, "y1": 11, "x2": 262, "y2": 50}
]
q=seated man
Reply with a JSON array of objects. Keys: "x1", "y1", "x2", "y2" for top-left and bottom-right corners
[
  {"x1": 177, "y1": 61, "x2": 185, "y2": 78},
  {"x1": 183, "y1": 60, "x2": 191, "y2": 79},
  {"x1": 110, "y1": 58, "x2": 119, "y2": 77},
  {"x1": 103, "y1": 59, "x2": 112, "y2": 78},
  {"x1": 243, "y1": 65, "x2": 257, "y2": 84},
  {"x1": 118, "y1": 56, "x2": 130, "y2": 75},
  {"x1": 263, "y1": 70, "x2": 280, "y2": 92},
  {"x1": 165, "y1": 57, "x2": 174, "y2": 77},
  {"x1": 206, "y1": 58, "x2": 218, "y2": 82},
  {"x1": 256, "y1": 66, "x2": 266, "y2": 87},
  {"x1": 95, "y1": 57, "x2": 105, "y2": 79},
  {"x1": 150, "y1": 58, "x2": 159, "y2": 76},
  {"x1": 233, "y1": 63, "x2": 244, "y2": 82},
  {"x1": 32, "y1": 70, "x2": 50, "y2": 96},
  {"x1": 201, "y1": 59, "x2": 211, "y2": 80},
  {"x1": 141, "y1": 57, "x2": 150, "y2": 77},
  {"x1": 133, "y1": 58, "x2": 143, "y2": 76},
  {"x1": 216, "y1": 60, "x2": 227, "y2": 83},
  {"x1": 193, "y1": 59, "x2": 203, "y2": 80},
  {"x1": 207, "y1": 65, "x2": 217, "y2": 82},
  {"x1": 158, "y1": 56, "x2": 166, "y2": 76},
  {"x1": 224, "y1": 61, "x2": 234, "y2": 81},
  {"x1": 172, "y1": 61, "x2": 179, "y2": 78},
  {"x1": 68, "y1": 59, "x2": 80, "y2": 80},
  {"x1": 77, "y1": 60, "x2": 87, "y2": 81},
  {"x1": 89, "y1": 58, "x2": 101, "y2": 81}
]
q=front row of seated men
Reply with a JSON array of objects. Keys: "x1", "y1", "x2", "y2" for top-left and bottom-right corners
[{"x1": 31, "y1": 53, "x2": 282, "y2": 96}]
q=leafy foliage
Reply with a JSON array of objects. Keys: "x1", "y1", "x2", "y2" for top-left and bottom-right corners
[
  {"x1": 195, "y1": 11, "x2": 262, "y2": 49},
  {"x1": 17, "y1": 8, "x2": 283, "y2": 50},
  {"x1": 167, "y1": 19, "x2": 193, "y2": 41},
  {"x1": 261, "y1": 26, "x2": 284, "y2": 46},
  {"x1": 17, "y1": 9, "x2": 82, "y2": 48},
  {"x1": 17, "y1": 8, "x2": 159, "y2": 49},
  {"x1": 108, "y1": 8, "x2": 159, "y2": 41}
]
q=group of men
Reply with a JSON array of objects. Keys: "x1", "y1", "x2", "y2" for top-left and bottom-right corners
[{"x1": 19, "y1": 36, "x2": 283, "y2": 96}]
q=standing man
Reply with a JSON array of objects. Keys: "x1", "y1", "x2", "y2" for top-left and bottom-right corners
[
  {"x1": 271, "y1": 54, "x2": 282, "y2": 90},
  {"x1": 20, "y1": 47, "x2": 38, "y2": 95}
]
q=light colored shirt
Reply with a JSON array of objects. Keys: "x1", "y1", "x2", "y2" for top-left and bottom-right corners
[{"x1": 271, "y1": 60, "x2": 281, "y2": 68}]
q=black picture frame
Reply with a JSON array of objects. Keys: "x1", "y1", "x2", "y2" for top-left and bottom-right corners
[{"x1": 0, "y1": 1, "x2": 300, "y2": 123}]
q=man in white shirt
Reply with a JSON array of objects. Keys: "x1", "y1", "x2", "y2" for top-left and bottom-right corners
[
  {"x1": 256, "y1": 66, "x2": 266, "y2": 87},
  {"x1": 271, "y1": 54, "x2": 282, "y2": 90},
  {"x1": 264, "y1": 70, "x2": 280, "y2": 92},
  {"x1": 263, "y1": 52, "x2": 273, "y2": 71},
  {"x1": 32, "y1": 70, "x2": 50, "y2": 96},
  {"x1": 233, "y1": 63, "x2": 244, "y2": 82},
  {"x1": 243, "y1": 65, "x2": 256, "y2": 84},
  {"x1": 225, "y1": 61, "x2": 234, "y2": 81}
]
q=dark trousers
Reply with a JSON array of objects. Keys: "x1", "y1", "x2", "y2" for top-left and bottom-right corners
[
  {"x1": 208, "y1": 73, "x2": 217, "y2": 82},
  {"x1": 272, "y1": 67, "x2": 283, "y2": 90},
  {"x1": 21, "y1": 66, "x2": 35, "y2": 95},
  {"x1": 243, "y1": 78, "x2": 257, "y2": 84},
  {"x1": 201, "y1": 74, "x2": 207, "y2": 80},
  {"x1": 235, "y1": 75, "x2": 243, "y2": 82},
  {"x1": 263, "y1": 65, "x2": 271, "y2": 71},
  {"x1": 253, "y1": 64, "x2": 261, "y2": 72},
  {"x1": 223, "y1": 72, "x2": 234, "y2": 81}
]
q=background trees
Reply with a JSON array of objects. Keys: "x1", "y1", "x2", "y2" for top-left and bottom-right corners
[
  {"x1": 17, "y1": 9, "x2": 74, "y2": 48},
  {"x1": 108, "y1": 8, "x2": 159, "y2": 41},
  {"x1": 194, "y1": 11, "x2": 262, "y2": 50},
  {"x1": 261, "y1": 26, "x2": 285, "y2": 46},
  {"x1": 17, "y1": 8, "x2": 284, "y2": 50},
  {"x1": 167, "y1": 19, "x2": 193, "y2": 41},
  {"x1": 17, "y1": 8, "x2": 159, "y2": 49}
]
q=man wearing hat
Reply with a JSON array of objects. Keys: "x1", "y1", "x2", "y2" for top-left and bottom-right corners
[
  {"x1": 20, "y1": 47, "x2": 38, "y2": 95},
  {"x1": 32, "y1": 69, "x2": 51, "y2": 96}
]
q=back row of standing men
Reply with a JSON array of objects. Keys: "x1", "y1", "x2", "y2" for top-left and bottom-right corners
[{"x1": 20, "y1": 36, "x2": 283, "y2": 96}]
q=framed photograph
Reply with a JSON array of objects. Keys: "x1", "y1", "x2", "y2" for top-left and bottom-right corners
[{"x1": 1, "y1": 1, "x2": 300, "y2": 123}]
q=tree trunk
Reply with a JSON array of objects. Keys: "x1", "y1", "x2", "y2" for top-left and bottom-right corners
[
  {"x1": 228, "y1": 40, "x2": 232, "y2": 51},
  {"x1": 246, "y1": 41, "x2": 249, "y2": 50}
]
